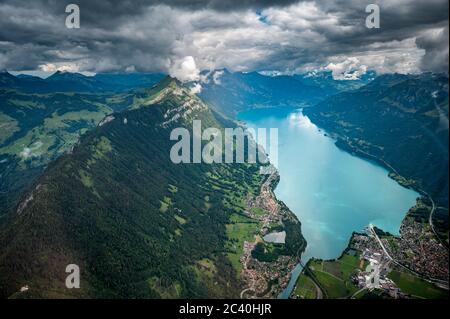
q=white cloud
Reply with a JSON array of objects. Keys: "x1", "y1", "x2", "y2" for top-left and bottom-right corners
[
  {"x1": 39, "y1": 62, "x2": 80, "y2": 73},
  {"x1": 212, "y1": 70, "x2": 224, "y2": 84},
  {"x1": 169, "y1": 56, "x2": 200, "y2": 82},
  {"x1": 326, "y1": 57, "x2": 368, "y2": 80},
  {"x1": 190, "y1": 83, "x2": 202, "y2": 94},
  {"x1": 125, "y1": 65, "x2": 136, "y2": 72}
]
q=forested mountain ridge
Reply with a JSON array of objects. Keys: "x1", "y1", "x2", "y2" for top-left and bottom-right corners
[
  {"x1": 0, "y1": 70, "x2": 165, "y2": 93},
  {"x1": 304, "y1": 72, "x2": 449, "y2": 241},
  {"x1": 0, "y1": 88, "x2": 135, "y2": 216},
  {"x1": 0, "y1": 70, "x2": 166, "y2": 217},
  {"x1": 0, "y1": 77, "x2": 305, "y2": 298}
]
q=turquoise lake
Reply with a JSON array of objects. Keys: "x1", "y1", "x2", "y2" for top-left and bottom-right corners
[{"x1": 237, "y1": 107, "x2": 420, "y2": 297}]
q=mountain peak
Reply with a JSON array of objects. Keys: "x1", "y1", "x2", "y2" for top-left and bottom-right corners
[
  {"x1": 127, "y1": 76, "x2": 208, "y2": 128},
  {"x1": 0, "y1": 70, "x2": 14, "y2": 77},
  {"x1": 47, "y1": 70, "x2": 88, "y2": 81},
  {"x1": 133, "y1": 76, "x2": 184, "y2": 99},
  {"x1": 158, "y1": 75, "x2": 180, "y2": 88},
  {"x1": 0, "y1": 70, "x2": 18, "y2": 86},
  {"x1": 143, "y1": 75, "x2": 184, "y2": 99}
]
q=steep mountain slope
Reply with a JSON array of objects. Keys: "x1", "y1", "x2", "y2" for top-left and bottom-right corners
[
  {"x1": 304, "y1": 73, "x2": 449, "y2": 241},
  {"x1": 0, "y1": 77, "x2": 305, "y2": 298},
  {"x1": 0, "y1": 89, "x2": 134, "y2": 216}
]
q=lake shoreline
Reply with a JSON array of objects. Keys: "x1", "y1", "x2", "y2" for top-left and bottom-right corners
[
  {"x1": 237, "y1": 107, "x2": 421, "y2": 299},
  {"x1": 286, "y1": 114, "x2": 447, "y2": 299},
  {"x1": 239, "y1": 167, "x2": 307, "y2": 298}
]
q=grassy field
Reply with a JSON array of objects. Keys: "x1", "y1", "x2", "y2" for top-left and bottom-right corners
[
  {"x1": 159, "y1": 196, "x2": 172, "y2": 213},
  {"x1": 0, "y1": 109, "x2": 111, "y2": 165},
  {"x1": 225, "y1": 213, "x2": 260, "y2": 276},
  {"x1": 292, "y1": 273, "x2": 317, "y2": 299},
  {"x1": 250, "y1": 207, "x2": 266, "y2": 216},
  {"x1": 388, "y1": 270, "x2": 448, "y2": 299},
  {"x1": 174, "y1": 214, "x2": 187, "y2": 225},
  {"x1": 339, "y1": 253, "x2": 365, "y2": 278},
  {"x1": 0, "y1": 112, "x2": 19, "y2": 144},
  {"x1": 314, "y1": 270, "x2": 349, "y2": 298},
  {"x1": 308, "y1": 253, "x2": 362, "y2": 298}
]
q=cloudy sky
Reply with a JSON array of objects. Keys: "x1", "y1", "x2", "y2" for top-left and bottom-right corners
[{"x1": 0, "y1": 0, "x2": 448, "y2": 79}]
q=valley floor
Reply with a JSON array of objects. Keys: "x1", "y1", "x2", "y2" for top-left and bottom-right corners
[{"x1": 291, "y1": 201, "x2": 449, "y2": 299}]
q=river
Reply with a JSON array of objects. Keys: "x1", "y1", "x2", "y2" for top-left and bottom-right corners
[{"x1": 237, "y1": 107, "x2": 420, "y2": 298}]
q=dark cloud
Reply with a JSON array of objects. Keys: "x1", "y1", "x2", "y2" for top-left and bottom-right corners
[
  {"x1": 416, "y1": 25, "x2": 449, "y2": 72},
  {"x1": 0, "y1": 0, "x2": 448, "y2": 75}
]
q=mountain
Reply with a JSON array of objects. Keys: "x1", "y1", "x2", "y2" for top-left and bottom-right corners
[
  {"x1": 0, "y1": 71, "x2": 59, "y2": 92},
  {"x1": 0, "y1": 71, "x2": 165, "y2": 214},
  {"x1": 0, "y1": 77, "x2": 305, "y2": 298},
  {"x1": 199, "y1": 69, "x2": 376, "y2": 117},
  {"x1": 0, "y1": 89, "x2": 134, "y2": 216},
  {"x1": 93, "y1": 72, "x2": 166, "y2": 91},
  {"x1": 15, "y1": 74, "x2": 40, "y2": 79},
  {"x1": 0, "y1": 71, "x2": 22, "y2": 88},
  {"x1": 199, "y1": 69, "x2": 324, "y2": 116},
  {"x1": 44, "y1": 71, "x2": 113, "y2": 92},
  {"x1": 44, "y1": 71, "x2": 166, "y2": 93},
  {"x1": 0, "y1": 71, "x2": 164, "y2": 93},
  {"x1": 304, "y1": 72, "x2": 449, "y2": 241},
  {"x1": 295, "y1": 70, "x2": 376, "y2": 96}
]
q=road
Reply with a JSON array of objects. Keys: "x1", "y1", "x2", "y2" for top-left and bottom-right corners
[
  {"x1": 314, "y1": 283, "x2": 323, "y2": 299},
  {"x1": 240, "y1": 265, "x2": 256, "y2": 299},
  {"x1": 240, "y1": 244, "x2": 257, "y2": 299},
  {"x1": 368, "y1": 224, "x2": 449, "y2": 290},
  {"x1": 426, "y1": 193, "x2": 449, "y2": 251}
]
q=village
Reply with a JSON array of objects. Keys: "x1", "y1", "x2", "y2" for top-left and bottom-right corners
[
  {"x1": 384, "y1": 217, "x2": 449, "y2": 282},
  {"x1": 349, "y1": 218, "x2": 449, "y2": 298},
  {"x1": 239, "y1": 168, "x2": 301, "y2": 299}
]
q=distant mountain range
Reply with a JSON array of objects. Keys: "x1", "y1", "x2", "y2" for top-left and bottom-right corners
[
  {"x1": 1, "y1": 69, "x2": 371, "y2": 102},
  {"x1": 295, "y1": 70, "x2": 377, "y2": 96},
  {"x1": 0, "y1": 71, "x2": 165, "y2": 93},
  {"x1": 199, "y1": 69, "x2": 373, "y2": 116}
]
